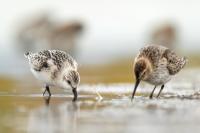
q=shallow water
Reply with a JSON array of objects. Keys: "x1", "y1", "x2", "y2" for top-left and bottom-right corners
[{"x1": 1, "y1": 69, "x2": 200, "y2": 133}]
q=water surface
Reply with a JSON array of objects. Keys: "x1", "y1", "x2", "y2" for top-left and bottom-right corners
[{"x1": 0, "y1": 69, "x2": 200, "y2": 133}]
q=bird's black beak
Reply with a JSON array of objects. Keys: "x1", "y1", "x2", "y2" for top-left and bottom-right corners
[
  {"x1": 131, "y1": 78, "x2": 140, "y2": 101},
  {"x1": 72, "y1": 87, "x2": 78, "y2": 102}
]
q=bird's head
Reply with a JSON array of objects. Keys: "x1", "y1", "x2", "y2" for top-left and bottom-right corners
[
  {"x1": 63, "y1": 69, "x2": 80, "y2": 90},
  {"x1": 134, "y1": 58, "x2": 152, "y2": 80},
  {"x1": 132, "y1": 57, "x2": 152, "y2": 100}
]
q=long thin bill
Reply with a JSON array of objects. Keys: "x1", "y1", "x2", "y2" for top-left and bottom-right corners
[
  {"x1": 131, "y1": 79, "x2": 140, "y2": 101},
  {"x1": 72, "y1": 87, "x2": 78, "y2": 102}
]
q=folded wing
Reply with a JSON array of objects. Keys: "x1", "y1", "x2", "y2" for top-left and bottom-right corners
[{"x1": 163, "y1": 49, "x2": 186, "y2": 75}]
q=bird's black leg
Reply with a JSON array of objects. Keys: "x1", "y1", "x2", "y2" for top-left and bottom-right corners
[
  {"x1": 149, "y1": 86, "x2": 157, "y2": 99},
  {"x1": 46, "y1": 86, "x2": 51, "y2": 96},
  {"x1": 43, "y1": 85, "x2": 51, "y2": 97},
  {"x1": 72, "y1": 88, "x2": 78, "y2": 102},
  {"x1": 43, "y1": 88, "x2": 47, "y2": 96},
  {"x1": 157, "y1": 84, "x2": 165, "y2": 98}
]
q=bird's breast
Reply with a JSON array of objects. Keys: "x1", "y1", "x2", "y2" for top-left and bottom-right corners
[
  {"x1": 31, "y1": 68, "x2": 53, "y2": 84},
  {"x1": 144, "y1": 66, "x2": 171, "y2": 85}
]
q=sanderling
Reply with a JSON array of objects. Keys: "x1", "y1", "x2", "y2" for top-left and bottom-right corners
[
  {"x1": 24, "y1": 50, "x2": 80, "y2": 101},
  {"x1": 132, "y1": 45, "x2": 187, "y2": 100}
]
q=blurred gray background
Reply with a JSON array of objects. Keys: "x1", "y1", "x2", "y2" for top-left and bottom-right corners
[{"x1": 0, "y1": 0, "x2": 200, "y2": 76}]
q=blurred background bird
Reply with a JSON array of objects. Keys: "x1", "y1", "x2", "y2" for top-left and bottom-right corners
[{"x1": 17, "y1": 13, "x2": 83, "y2": 56}]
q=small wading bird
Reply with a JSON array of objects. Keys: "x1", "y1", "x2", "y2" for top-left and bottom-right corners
[
  {"x1": 25, "y1": 50, "x2": 80, "y2": 101},
  {"x1": 132, "y1": 45, "x2": 186, "y2": 100}
]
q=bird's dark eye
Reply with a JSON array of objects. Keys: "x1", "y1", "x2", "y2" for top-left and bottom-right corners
[
  {"x1": 43, "y1": 62, "x2": 48, "y2": 68},
  {"x1": 67, "y1": 80, "x2": 71, "y2": 84}
]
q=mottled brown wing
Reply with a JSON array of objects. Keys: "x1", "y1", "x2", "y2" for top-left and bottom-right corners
[
  {"x1": 50, "y1": 50, "x2": 77, "y2": 70},
  {"x1": 138, "y1": 45, "x2": 167, "y2": 68},
  {"x1": 163, "y1": 49, "x2": 186, "y2": 75}
]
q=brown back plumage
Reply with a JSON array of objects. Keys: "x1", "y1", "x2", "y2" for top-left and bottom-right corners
[
  {"x1": 137, "y1": 45, "x2": 167, "y2": 68},
  {"x1": 137, "y1": 45, "x2": 186, "y2": 75}
]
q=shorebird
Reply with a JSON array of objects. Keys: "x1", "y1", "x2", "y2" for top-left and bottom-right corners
[
  {"x1": 24, "y1": 50, "x2": 80, "y2": 101},
  {"x1": 132, "y1": 45, "x2": 186, "y2": 100}
]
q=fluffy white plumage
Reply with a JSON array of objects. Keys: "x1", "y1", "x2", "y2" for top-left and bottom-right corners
[{"x1": 25, "y1": 50, "x2": 80, "y2": 101}]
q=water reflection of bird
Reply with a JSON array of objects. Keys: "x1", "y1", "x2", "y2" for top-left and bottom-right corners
[
  {"x1": 43, "y1": 96, "x2": 51, "y2": 106},
  {"x1": 28, "y1": 101, "x2": 79, "y2": 132},
  {"x1": 24, "y1": 50, "x2": 80, "y2": 101},
  {"x1": 132, "y1": 45, "x2": 187, "y2": 100}
]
